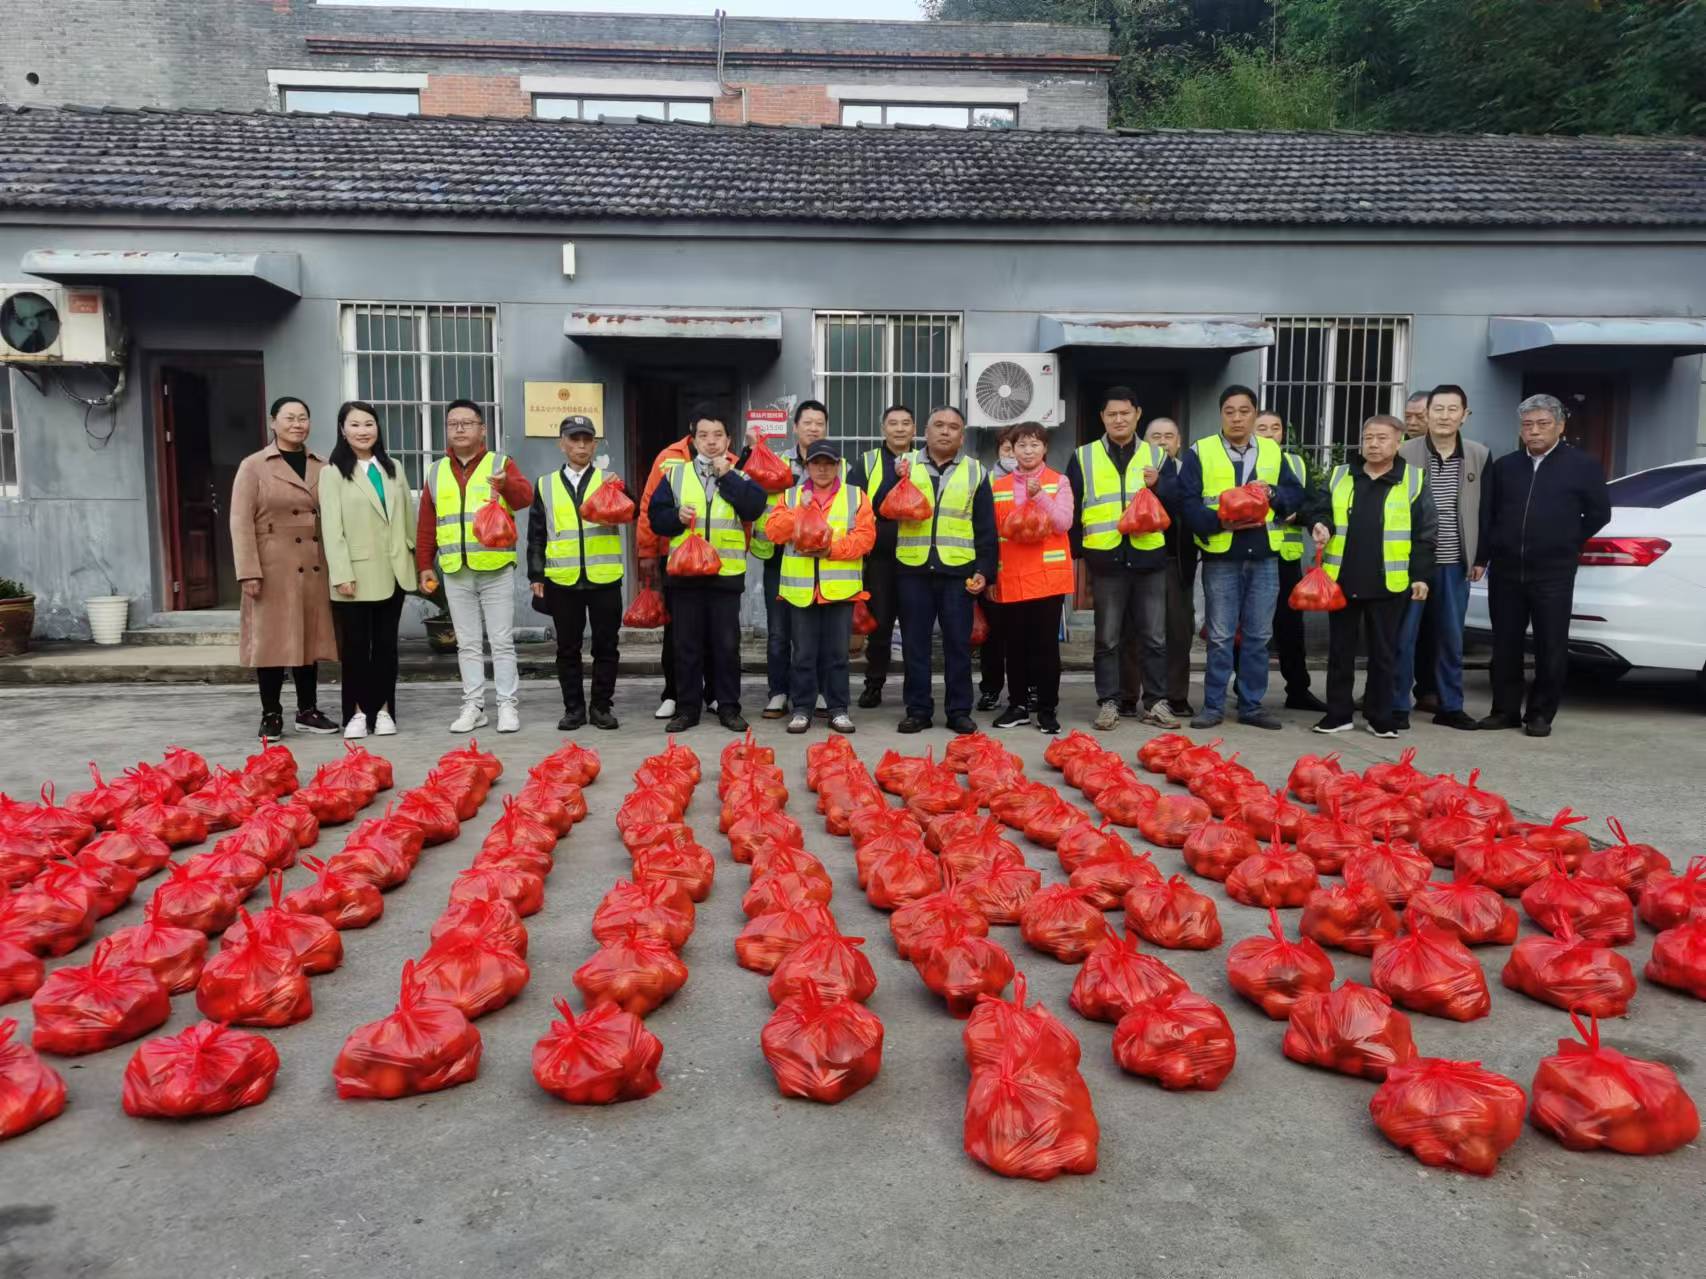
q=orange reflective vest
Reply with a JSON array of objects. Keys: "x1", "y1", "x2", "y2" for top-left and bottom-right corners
[{"x1": 992, "y1": 468, "x2": 1075, "y2": 603}]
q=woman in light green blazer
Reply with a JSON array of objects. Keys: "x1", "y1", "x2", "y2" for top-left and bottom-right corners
[{"x1": 319, "y1": 399, "x2": 417, "y2": 739}]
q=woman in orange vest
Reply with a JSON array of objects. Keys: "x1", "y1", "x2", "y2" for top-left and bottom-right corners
[{"x1": 989, "y1": 421, "x2": 1075, "y2": 736}]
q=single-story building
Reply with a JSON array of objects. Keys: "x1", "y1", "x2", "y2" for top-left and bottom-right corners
[{"x1": 1, "y1": 105, "x2": 1703, "y2": 637}]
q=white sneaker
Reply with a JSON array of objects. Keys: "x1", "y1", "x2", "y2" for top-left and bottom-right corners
[
  {"x1": 373, "y1": 711, "x2": 397, "y2": 737},
  {"x1": 654, "y1": 698, "x2": 676, "y2": 720},
  {"x1": 450, "y1": 704, "x2": 488, "y2": 734},
  {"x1": 343, "y1": 712, "x2": 368, "y2": 740},
  {"x1": 497, "y1": 704, "x2": 520, "y2": 734}
]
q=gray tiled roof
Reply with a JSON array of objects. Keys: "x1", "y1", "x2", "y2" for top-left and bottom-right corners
[{"x1": 1, "y1": 105, "x2": 1703, "y2": 228}]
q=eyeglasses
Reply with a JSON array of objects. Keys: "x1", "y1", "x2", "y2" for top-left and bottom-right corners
[
  {"x1": 446, "y1": 418, "x2": 482, "y2": 430},
  {"x1": 276, "y1": 414, "x2": 310, "y2": 425}
]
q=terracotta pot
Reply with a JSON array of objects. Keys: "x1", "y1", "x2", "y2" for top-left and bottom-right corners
[{"x1": 0, "y1": 595, "x2": 35, "y2": 657}]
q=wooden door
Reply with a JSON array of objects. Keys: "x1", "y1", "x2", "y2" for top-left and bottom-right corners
[
  {"x1": 166, "y1": 368, "x2": 219, "y2": 608},
  {"x1": 1524, "y1": 372, "x2": 1621, "y2": 473}
]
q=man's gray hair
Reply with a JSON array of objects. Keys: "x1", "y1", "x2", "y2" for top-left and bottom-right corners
[
  {"x1": 1145, "y1": 416, "x2": 1179, "y2": 432},
  {"x1": 1406, "y1": 391, "x2": 1430, "y2": 405},
  {"x1": 1517, "y1": 393, "x2": 1566, "y2": 421}
]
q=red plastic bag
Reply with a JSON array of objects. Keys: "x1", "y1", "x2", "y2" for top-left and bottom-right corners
[
  {"x1": 65, "y1": 762, "x2": 131, "y2": 831},
  {"x1": 1520, "y1": 864, "x2": 1635, "y2": 945},
  {"x1": 1455, "y1": 834, "x2": 1551, "y2": 898},
  {"x1": 969, "y1": 603, "x2": 989, "y2": 649},
  {"x1": 1404, "y1": 876, "x2": 1519, "y2": 946},
  {"x1": 1291, "y1": 810, "x2": 1370, "y2": 878},
  {"x1": 879, "y1": 468, "x2": 930, "y2": 522},
  {"x1": 1117, "y1": 485, "x2": 1169, "y2": 536},
  {"x1": 1364, "y1": 746, "x2": 1424, "y2": 795},
  {"x1": 1055, "y1": 818, "x2": 1133, "y2": 874},
  {"x1": 1226, "y1": 910, "x2": 1335, "y2": 1019},
  {"x1": 1001, "y1": 499, "x2": 1053, "y2": 545},
  {"x1": 742, "y1": 871, "x2": 831, "y2": 921},
  {"x1": 148, "y1": 859, "x2": 242, "y2": 935},
  {"x1": 851, "y1": 599, "x2": 879, "y2": 635},
  {"x1": 1136, "y1": 731, "x2": 1194, "y2": 774},
  {"x1": 1370, "y1": 1057, "x2": 1527, "y2": 1176},
  {"x1": 736, "y1": 903, "x2": 838, "y2": 973},
  {"x1": 0, "y1": 1018, "x2": 67, "y2": 1139},
  {"x1": 956, "y1": 858, "x2": 1042, "y2": 925},
  {"x1": 762, "y1": 986, "x2": 884, "y2": 1103},
  {"x1": 1370, "y1": 922, "x2": 1490, "y2": 1021},
  {"x1": 472, "y1": 494, "x2": 517, "y2": 549},
  {"x1": 770, "y1": 932, "x2": 877, "y2": 1006},
  {"x1": 334, "y1": 961, "x2": 483, "y2": 1100},
  {"x1": 635, "y1": 844, "x2": 716, "y2": 905},
  {"x1": 103, "y1": 910, "x2": 209, "y2": 993},
  {"x1": 158, "y1": 745, "x2": 210, "y2": 793},
  {"x1": 533, "y1": 997, "x2": 663, "y2": 1105},
  {"x1": 1344, "y1": 838, "x2": 1434, "y2": 909},
  {"x1": 790, "y1": 499, "x2": 833, "y2": 554},
  {"x1": 1020, "y1": 885, "x2": 1111, "y2": 963},
  {"x1": 1582, "y1": 817, "x2": 1671, "y2": 901},
  {"x1": 580, "y1": 474, "x2": 637, "y2": 525},
  {"x1": 31, "y1": 938, "x2": 171, "y2": 1055},
  {"x1": 1285, "y1": 751, "x2": 1343, "y2": 804},
  {"x1": 1181, "y1": 818, "x2": 1260, "y2": 882},
  {"x1": 1349, "y1": 792, "x2": 1424, "y2": 841},
  {"x1": 1283, "y1": 981, "x2": 1417, "y2": 1081},
  {"x1": 914, "y1": 928, "x2": 1014, "y2": 1017},
  {"x1": 0, "y1": 868, "x2": 97, "y2": 957},
  {"x1": 962, "y1": 972, "x2": 1082, "y2": 1075},
  {"x1": 1069, "y1": 928, "x2": 1188, "y2": 1022},
  {"x1": 221, "y1": 871, "x2": 341, "y2": 976},
  {"x1": 413, "y1": 930, "x2": 530, "y2": 1020},
  {"x1": 352, "y1": 806, "x2": 428, "y2": 864},
  {"x1": 1637, "y1": 857, "x2": 1706, "y2": 931},
  {"x1": 621, "y1": 586, "x2": 670, "y2": 629},
  {"x1": 449, "y1": 865, "x2": 546, "y2": 919},
  {"x1": 1501, "y1": 920, "x2": 1635, "y2": 1017},
  {"x1": 243, "y1": 740, "x2": 299, "y2": 799},
  {"x1": 189, "y1": 845, "x2": 269, "y2": 898},
  {"x1": 889, "y1": 889, "x2": 986, "y2": 962},
  {"x1": 56, "y1": 849, "x2": 139, "y2": 918},
  {"x1": 1529, "y1": 1012, "x2": 1700, "y2": 1155},
  {"x1": 1024, "y1": 797, "x2": 1092, "y2": 849},
  {"x1": 120, "y1": 799, "x2": 208, "y2": 849},
  {"x1": 1300, "y1": 882, "x2": 1400, "y2": 957},
  {"x1": 866, "y1": 846, "x2": 943, "y2": 911},
  {"x1": 181, "y1": 769, "x2": 257, "y2": 833},
  {"x1": 432, "y1": 897, "x2": 528, "y2": 958},
  {"x1": 964, "y1": 1054, "x2": 1099, "y2": 1180},
  {"x1": 1112, "y1": 990, "x2": 1236, "y2": 1091},
  {"x1": 292, "y1": 780, "x2": 367, "y2": 827},
  {"x1": 744, "y1": 436, "x2": 794, "y2": 494},
  {"x1": 1124, "y1": 876, "x2": 1222, "y2": 950},
  {"x1": 194, "y1": 909, "x2": 311, "y2": 1027},
  {"x1": 666, "y1": 514, "x2": 723, "y2": 578},
  {"x1": 1512, "y1": 807, "x2": 1591, "y2": 872},
  {"x1": 1457, "y1": 770, "x2": 1515, "y2": 833},
  {"x1": 1417, "y1": 802, "x2": 1490, "y2": 869},
  {"x1": 281, "y1": 856, "x2": 383, "y2": 930},
  {"x1": 1216, "y1": 481, "x2": 1270, "y2": 526},
  {"x1": 1138, "y1": 793, "x2": 1212, "y2": 849},
  {"x1": 1093, "y1": 779, "x2": 1160, "y2": 829},
  {"x1": 1226, "y1": 839, "x2": 1321, "y2": 909},
  {"x1": 542, "y1": 740, "x2": 601, "y2": 786},
  {"x1": 1645, "y1": 914, "x2": 1706, "y2": 1000},
  {"x1": 1068, "y1": 852, "x2": 1161, "y2": 911},
  {"x1": 0, "y1": 933, "x2": 45, "y2": 1004},
  {"x1": 1289, "y1": 546, "x2": 1347, "y2": 612},
  {"x1": 575, "y1": 931, "x2": 688, "y2": 1017},
  {"x1": 213, "y1": 819, "x2": 296, "y2": 875},
  {"x1": 121, "y1": 1020, "x2": 280, "y2": 1119}
]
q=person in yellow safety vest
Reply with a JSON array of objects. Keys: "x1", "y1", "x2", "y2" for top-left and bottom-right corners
[
  {"x1": 1176, "y1": 384, "x2": 1307, "y2": 731},
  {"x1": 1249, "y1": 409, "x2": 1328, "y2": 714},
  {"x1": 415, "y1": 398, "x2": 534, "y2": 736},
  {"x1": 746, "y1": 399, "x2": 836, "y2": 721},
  {"x1": 849, "y1": 403, "x2": 917, "y2": 709},
  {"x1": 893, "y1": 405, "x2": 998, "y2": 736},
  {"x1": 525, "y1": 415, "x2": 627, "y2": 734},
  {"x1": 646, "y1": 402, "x2": 770, "y2": 735},
  {"x1": 757, "y1": 440, "x2": 878, "y2": 736},
  {"x1": 1309, "y1": 414, "x2": 1436, "y2": 739}
]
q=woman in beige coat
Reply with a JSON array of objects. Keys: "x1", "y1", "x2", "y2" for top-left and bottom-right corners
[
  {"x1": 231, "y1": 395, "x2": 340, "y2": 738},
  {"x1": 319, "y1": 400, "x2": 417, "y2": 738}
]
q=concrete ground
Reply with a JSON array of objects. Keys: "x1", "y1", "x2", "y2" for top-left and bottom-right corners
[{"x1": 0, "y1": 667, "x2": 1700, "y2": 1279}]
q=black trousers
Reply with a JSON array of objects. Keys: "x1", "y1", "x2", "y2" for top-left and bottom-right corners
[
  {"x1": 547, "y1": 581, "x2": 622, "y2": 712},
  {"x1": 862, "y1": 553, "x2": 899, "y2": 688},
  {"x1": 979, "y1": 599, "x2": 1007, "y2": 698},
  {"x1": 331, "y1": 588, "x2": 404, "y2": 724},
  {"x1": 898, "y1": 572, "x2": 974, "y2": 721},
  {"x1": 789, "y1": 602, "x2": 852, "y2": 714},
  {"x1": 257, "y1": 664, "x2": 318, "y2": 717},
  {"x1": 1489, "y1": 567, "x2": 1575, "y2": 725},
  {"x1": 1273, "y1": 555, "x2": 1313, "y2": 696},
  {"x1": 1163, "y1": 554, "x2": 1196, "y2": 705},
  {"x1": 670, "y1": 585, "x2": 742, "y2": 721},
  {"x1": 1002, "y1": 595, "x2": 1064, "y2": 711},
  {"x1": 1326, "y1": 593, "x2": 1408, "y2": 726}
]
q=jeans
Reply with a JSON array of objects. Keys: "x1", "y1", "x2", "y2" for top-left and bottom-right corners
[
  {"x1": 1327, "y1": 593, "x2": 1408, "y2": 726},
  {"x1": 1201, "y1": 557, "x2": 1279, "y2": 717},
  {"x1": 1394, "y1": 562, "x2": 1470, "y2": 713},
  {"x1": 789, "y1": 602, "x2": 852, "y2": 714},
  {"x1": 861, "y1": 554, "x2": 899, "y2": 688},
  {"x1": 1002, "y1": 594, "x2": 1064, "y2": 711},
  {"x1": 1090, "y1": 569, "x2": 1166, "y2": 707},
  {"x1": 442, "y1": 564, "x2": 518, "y2": 710},
  {"x1": 762, "y1": 555, "x2": 791, "y2": 700},
  {"x1": 898, "y1": 572, "x2": 974, "y2": 721},
  {"x1": 546, "y1": 582, "x2": 622, "y2": 712},
  {"x1": 331, "y1": 587, "x2": 404, "y2": 723},
  {"x1": 1489, "y1": 565, "x2": 1575, "y2": 726},
  {"x1": 257, "y1": 665, "x2": 317, "y2": 717}
]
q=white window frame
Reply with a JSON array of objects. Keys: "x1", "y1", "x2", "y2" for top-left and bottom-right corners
[
  {"x1": 532, "y1": 96, "x2": 712, "y2": 123},
  {"x1": 838, "y1": 102, "x2": 1018, "y2": 129},
  {"x1": 826, "y1": 85, "x2": 1028, "y2": 105},
  {"x1": 0, "y1": 367, "x2": 19, "y2": 498},
  {"x1": 338, "y1": 302, "x2": 502, "y2": 491},
  {"x1": 268, "y1": 69, "x2": 425, "y2": 115},
  {"x1": 813, "y1": 311, "x2": 963, "y2": 456},
  {"x1": 1260, "y1": 315, "x2": 1411, "y2": 462}
]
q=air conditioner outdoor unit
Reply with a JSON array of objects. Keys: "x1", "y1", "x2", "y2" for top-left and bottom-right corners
[
  {"x1": 966, "y1": 353, "x2": 1062, "y2": 428},
  {"x1": 0, "y1": 285, "x2": 125, "y2": 364}
]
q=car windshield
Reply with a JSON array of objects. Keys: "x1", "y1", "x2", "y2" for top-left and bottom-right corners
[{"x1": 1608, "y1": 465, "x2": 1706, "y2": 509}]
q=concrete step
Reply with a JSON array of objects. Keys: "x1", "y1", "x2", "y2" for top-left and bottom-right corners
[{"x1": 123, "y1": 628, "x2": 242, "y2": 646}]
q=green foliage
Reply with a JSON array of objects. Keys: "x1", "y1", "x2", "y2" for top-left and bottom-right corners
[
  {"x1": 1139, "y1": 46, "x2": 1347, "y2": 129},
  {"x1": 0, "y1": 577, "x2": 30, "y2": 600}
]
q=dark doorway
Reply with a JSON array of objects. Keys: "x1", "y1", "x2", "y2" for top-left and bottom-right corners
[
  {"x1": 624, "y1": 367, "x2": 739, "y2": 488},
  {"x1": 152, "y1": 354, "x2": 266, "y2": 610},
  {"x1": 1524, "y1": 371, "x2": 1623, "y2": 474}
]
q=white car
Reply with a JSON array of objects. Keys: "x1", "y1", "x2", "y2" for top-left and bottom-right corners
[{"x1": 1466, "y1": 458, "x2": 1706, "y2": 689}]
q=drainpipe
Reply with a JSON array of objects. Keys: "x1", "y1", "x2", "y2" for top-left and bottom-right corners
[{"x1": 715, "y1": 8, "x2": 747, "y2": 124}]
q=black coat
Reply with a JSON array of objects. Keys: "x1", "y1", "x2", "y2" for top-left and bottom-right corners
[
  {"x1": 1475, "y1": 443, "x2": 1611, "y2": 577},
  {"x1": 646, "y1": 458, "x2": 769, "y2": 593}
]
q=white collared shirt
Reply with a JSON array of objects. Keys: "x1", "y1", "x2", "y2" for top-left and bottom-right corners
[
  {"x1": 562, "y1": 462, "x2": 591, "y2": 488},
  {"x1": 1529, "y1": 440, "x2": 1561, "y2": 470}
]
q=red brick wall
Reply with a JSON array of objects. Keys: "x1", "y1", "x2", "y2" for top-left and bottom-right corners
[
  {"x1": 422, "y1": 74, "x2": 530, "y2": 118},
  {"x1": 718, "y1": 83, "x2": 839, "y2": 126}
]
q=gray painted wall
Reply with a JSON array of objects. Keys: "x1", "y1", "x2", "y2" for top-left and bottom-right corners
[{"x1": 2, "y1": 215, "x2": 1701, "y2": 636}]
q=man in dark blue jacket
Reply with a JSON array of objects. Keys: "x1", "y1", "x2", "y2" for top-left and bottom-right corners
[{"x1": 1473, "y1": 393, "x2": 1611, "y2": 737}]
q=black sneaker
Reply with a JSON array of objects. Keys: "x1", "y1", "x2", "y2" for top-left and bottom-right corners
[
  {"x1": 1392, "y1": 712, "x2": 1411, "y2": 731},
  {"x1": 1035, "y1": 709, "x2": 1061, "y2": 736},
  {"x1": 1523, "y1": 719, "x2": 1553, "y2": 738},
  {"x1": 947, "y1": 714, "x2": 978, "y2": 736},
  {"x1": 1117, "y1": 701, "x2": 1141, "y2": 719},
  {"x1": 1366, "y1": 722, "x2": 1400, "y2": 740},
  {"x1": 589, "y1": 706, "x2": 619, "y2": 731},
  {"x1": 1171, "y1": 700, "x2": 1196, "y2": 717},
  {"x1": 897, "y1": 716, "x2": 932, "y2": 734},
  {"x1": 718, "y1": 709, "x2": 749, "y2": 734},
  {"x1": 259, "y1": 711, "x2": 284, "y2": 740},
  {"x1": 558, "y1": 708, "x2": 587, "y2": 731},
  {"x1": 1478, "y1": 713, "x2": 1523, "y2": 731},
  {"x1": 975, "y1": 691, "x2": 1001, "y2": 712},
  {"x1": 295, "y1": 708, "x2": 338, "y2": 735},
  {"x1": 857, "y1": 684, "x2": 883, "y2": 709},
  {"x1": 1415, "y1": 693, "x2": 1441, "y2": 714},
  {"x1": 1284, "y1": 690, "x2": 1329, "y2": 713},
  {"x1": 665, "y1": 713, "x2": 700, "y2": 733},
  {"x1": 1312, "y1": 716, "x2": 1354, "y2": 734},
  {"x1": 991, "y1": 704, "x2": 1031, "y2": 731},
  {"x1": 1432, "y1": 709, "x2": 1479, "y2": 731}
]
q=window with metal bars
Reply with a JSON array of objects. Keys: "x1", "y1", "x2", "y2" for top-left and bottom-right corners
[
  {"x1": 1260, "y1": 316, "x2": 1411, "y2": 463},
  {"x1": 339, "y1": 303, "x2": 501, "y2": 490},
  {"x1": 813, "y1": 312, "x2": 962, "y2": 457},
  {"x1": 0, "y1": 368, "x2": 19, "y2": 497}
]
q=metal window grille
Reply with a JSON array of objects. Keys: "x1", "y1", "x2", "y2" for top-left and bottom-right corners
[
  {"x1": 813, "y1": 312, "x2": 962, "y2": 457},
  {"x1": 0, "y1": 368, "x2": 18, "y2": 497},
  {"x1": 339, "y1": 303, "x2": 501, "y2": 490},
  {"x1": 1261, "y1": 316, "x2": 1411, "y2": 464}
]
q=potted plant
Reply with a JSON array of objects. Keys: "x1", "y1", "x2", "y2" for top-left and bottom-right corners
[
  {"x1": 0, "y1": 576, "x2": 35, "y2": 658},
  {"x1": 415, "y1": 575, "x2": 456, "y2": 654}
]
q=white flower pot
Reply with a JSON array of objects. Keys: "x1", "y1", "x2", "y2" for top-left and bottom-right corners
[{"x1": 85, "y1": 595, "x2": 130, "y2": 645}]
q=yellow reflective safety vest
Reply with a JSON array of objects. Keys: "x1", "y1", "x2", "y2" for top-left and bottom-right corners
[
  {"x1": 1192, "y1": 434, "x2": 1284, "y2": 555},
  {"x1": 1277, "y1": 452, "x2": 1310, "y2": 563},
  {"x1": 860, "y1": 447, "x2": 907, "y2": 504},
  {"x1": 752, "y1": 447, "x2": 847, "y2": 561},
  {"x1": 777, "y1": 483, "x2": 863, "y2": 606},
  {"x1": 1075, "y1": 437, "x2": 1164, "y2": 552},
  {"x1": 433, "y1": 451, "x2": 514, "y2": 573},
  {"x1": 894, "y1": 451, "x2": 984, "y2": 569},
  {"x1": 664, "y1": 458, "x2": 749, "y2": 578},
  {"x1": 1323, "y1": 461, "x2": 1426, "y2": 593},
  {"x1": 540, "y1": 469, "x2": 624, "y2": 587}
]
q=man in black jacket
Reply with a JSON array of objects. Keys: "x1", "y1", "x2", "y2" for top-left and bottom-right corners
[
  {"x1": 1145, "y1": 417, "x2": 1197, "y2": 715},
  {"x1": 850, "y1": 404, "x2": 917, "y2": 708},
  {"x1": 1473, "y1": 393, "x2": 1611, "y2": 737}
]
